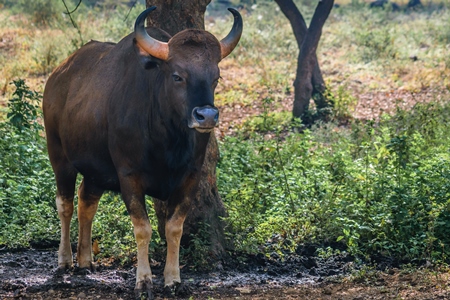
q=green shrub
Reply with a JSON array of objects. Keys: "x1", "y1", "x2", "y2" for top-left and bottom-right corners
[
  {"x1": 218, "y1": 98, "x2": 450, "y2": 263},
  {"x1": 6, "y1": 79, "x2": 43, "y2": 131},
  {"x1": 0, "y1": 80, "x2": 57, "y2": 247},
  {"x1": 326, "y1": 84, "x2": 358, "y2": 123}
]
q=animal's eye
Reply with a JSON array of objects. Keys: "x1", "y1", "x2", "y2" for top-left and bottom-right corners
[{"x1": 172, "y1": 74, "x2": 183, "y2": 82}]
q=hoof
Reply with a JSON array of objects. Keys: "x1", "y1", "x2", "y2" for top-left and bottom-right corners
[
  {"x1": 163, "y1": 282, "x2": 192, "y2": 298},
  {"x1": 57, "y1": 261, "x2": 73, "y2": 270},
  {"x1": 135, "y1": 279, "x2": 153, "y2": 300},
  {"x1": 76, "y1": 261, "x2": 96, "y2": 273},
  {"x1": 54, "y1": 265, "x2": 71, "y2": 276},
  {"x1": 73, "y1": 267, "x2": 93, "y2": 275},
  {"x1": 134, "y1": 291, "x2": 154, "y2": 300}
]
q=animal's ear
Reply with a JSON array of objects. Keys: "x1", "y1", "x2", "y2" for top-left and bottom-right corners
[{"x1": 133, "y1": 39, "x2": 162, "y2": 69}]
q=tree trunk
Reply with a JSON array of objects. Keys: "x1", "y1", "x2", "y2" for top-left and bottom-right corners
[
  {"x1": 145, "y1": 0, "x2": 230, "y2": 260},
  {"x1": 145, "y1": 0, "x2": 211, "y2": 36},
  {"x1": 274, "y1": 0, "x2": 333, "y2": 122}
]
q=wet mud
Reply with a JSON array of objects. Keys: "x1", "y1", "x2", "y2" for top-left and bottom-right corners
[
  {"x1": 0, "y1": 244, "x2": 355, "y2": 300},
  {"x1": 2, "y1": 245, "x2": 449, "y2": 300}
]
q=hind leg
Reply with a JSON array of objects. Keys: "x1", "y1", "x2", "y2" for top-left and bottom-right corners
[
  {"x1": 47, "y1": 134, "x2": 78, "y2": 269},
  {"x1": 54, "y1": 166, "x2": 77, "y2": 269},
  {"x1": 164, "y1": 196, "x2": 189, "y2": 288},
  {"x1": 77, "y1": 179, "x2": 103, "y2": 270}
]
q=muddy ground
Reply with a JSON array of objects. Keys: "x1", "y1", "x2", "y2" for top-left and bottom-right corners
[{"x1": 1, "y1": 245, "x2": 450, "y2": 300}]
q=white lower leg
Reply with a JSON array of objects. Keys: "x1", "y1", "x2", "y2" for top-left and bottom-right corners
[
  {"x1": 77, "y1": 199, "x2": 99, "y2": 268},
  {"x1": 56, "y1": 195, "x2": 74, "y2": 268},
  {"x1": 164, "y1": 213, "x2": 186, "y2": 287},
  {"x1": 131, "y1": 216, "x2": 153, "y2": 289}
]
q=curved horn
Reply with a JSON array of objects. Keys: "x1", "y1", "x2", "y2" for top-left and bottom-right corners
[
  {"x1": 220, "y1": 8, "x2": 243, "y2": 59},
  {"x1": 134, "y1": 6, "x2": 169, "y2": 61}
]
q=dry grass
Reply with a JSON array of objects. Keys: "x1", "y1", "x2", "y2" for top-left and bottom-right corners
[{"x1": 1, "y1": 1, "x2": 449, "y2": 119}]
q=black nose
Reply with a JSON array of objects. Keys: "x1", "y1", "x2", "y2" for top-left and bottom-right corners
[{"x1": 192, "y1": 106, "x2": 219, "y2": 129}]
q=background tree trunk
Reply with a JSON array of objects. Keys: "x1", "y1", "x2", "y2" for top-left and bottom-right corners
[
  {"x1": 274, "y1": 0, "x2": 333, "y2": 122},
  {"x1": 145, "y1": 0, "x2": 231, "y2": 261},
  {"x1": 145, "y1": 0, "x2": 211, "y2": 36}
]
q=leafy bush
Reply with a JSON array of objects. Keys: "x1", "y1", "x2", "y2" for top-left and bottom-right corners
[
  {"x1": 6, "y1": 79, "x2": 43, "y2": 131},
  {"x1": 218, "y1": 98, "x2": 450, "y2": 263},
  {"x1": 327, "y1": 84, "x2": 357, "y2": 123},
  {"x1": 0, "y1": 80, "x2": 57, "y2": 247}
]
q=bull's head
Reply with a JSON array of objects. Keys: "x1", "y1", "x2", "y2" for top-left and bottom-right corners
[{"x1": 134, "y1": 6, "x2": 242, "y2": 133}]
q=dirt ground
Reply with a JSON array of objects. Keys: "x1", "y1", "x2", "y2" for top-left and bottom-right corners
[
  {"x1": 1, "y1": 247, "x2": 450, "y2": 300},
  {"x1": 215, "y1": 87, "x2": 450, "y2": 138}
]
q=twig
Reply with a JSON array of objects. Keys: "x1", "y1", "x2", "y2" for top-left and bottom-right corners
[
  {"x1": 63, "y1": 0, "x2": 82, "y2": 14},
  {"x1": 123, "y1": 0, "x2": 138, "y2": 22},
  {"x1": 61, "y1": 0, "x2": 84, "y2": 45}
]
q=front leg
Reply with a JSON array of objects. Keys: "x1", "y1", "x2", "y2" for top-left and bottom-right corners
[
  {"x1": 119, "y1": 176, "x2": 153, "y2": 297},
  {"x1": 164, "y1": 205, "x2": 188, "y2": 287},
  {"x1": 131, "y1": 214, "x2": 153, "y2": 294},
  {"x1": 160, "y1": 176, "x2": 198, "y2": 289}
]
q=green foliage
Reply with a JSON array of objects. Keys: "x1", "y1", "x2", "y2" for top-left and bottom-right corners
[
  {"x1": 327, "y1": 84, "x2": 358, "y2": 123},
  {"x1": 14, "y1": 0, "x2": 66, "y2": 26},
  {"x1": 0, "y1": 80, "x2": 57, "y2": 247},
  {"x1": 7, "y1": 79, "x2": 43, "y2": 131},
  {"x1": 218, "y1": 98, "x2": 450, "y2": 263},
  {"x1": 1, "y1": 87, "x2": 450, "y2": 267},
  {"x1": 241, "y1": 93, "x2": 292, "y2": 133},
  {"x1": 181, "y1": 222, "x2": 213, "y2": 271}
]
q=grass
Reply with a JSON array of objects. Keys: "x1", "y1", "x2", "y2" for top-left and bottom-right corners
[
  {"x1": 209, "y1": 0, "x2": 450, "y2": 102},
  {"x1": 1, "y1": 1, "x2": 449, "y2": 106}
]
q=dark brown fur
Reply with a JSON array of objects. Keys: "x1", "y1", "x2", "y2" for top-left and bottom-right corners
[
  {"x1": 44, "y1": 27, "x2": 221, "y2": 212},
  {"x1": 43, "y1": 27, "x2": 223, "y2": 292}
]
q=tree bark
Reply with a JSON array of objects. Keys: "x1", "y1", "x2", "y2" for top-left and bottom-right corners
[
  {"x1": 145, "y1": 0, "x2": 231, "y2": 260},
  {"x1": 145, "y1": 0, "x2": 210, "y2": 36},
  {"x1": 274, "y1": 0, "x2": 333, "y2": 121}
]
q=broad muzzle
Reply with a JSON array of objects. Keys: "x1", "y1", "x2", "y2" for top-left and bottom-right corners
[{"x1": 189, "y1": 106, "x2": 219, "y2": 133}]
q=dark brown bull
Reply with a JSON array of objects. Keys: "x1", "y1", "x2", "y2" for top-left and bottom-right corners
[{"x1": 43, "y1": 6, "x2": 242, "y2": 297}]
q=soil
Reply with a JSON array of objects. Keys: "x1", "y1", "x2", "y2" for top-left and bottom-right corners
[
  {"x1": 215, "y1": 88, "x2": 450, "y2": 138},
  {"x1": 1, "y1": 245, "x2": 450, "y2": 300}
]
